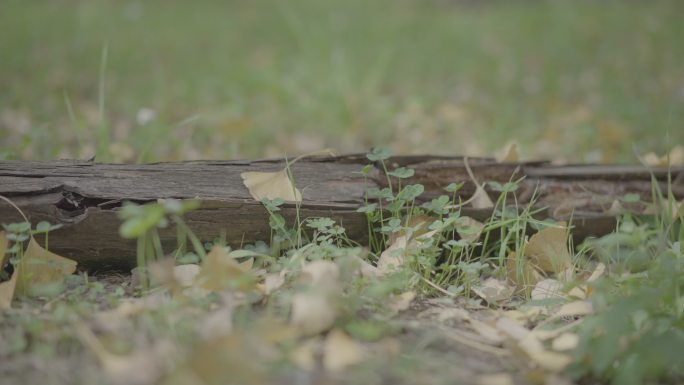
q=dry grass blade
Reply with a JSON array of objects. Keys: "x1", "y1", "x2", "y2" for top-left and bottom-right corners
[{"x1": 464, "y1": 157, "x2": 494, "y2": 209}]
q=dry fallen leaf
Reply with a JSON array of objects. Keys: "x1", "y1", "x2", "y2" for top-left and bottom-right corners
[
  {"x1": 300, "y1": 260, "x2": 339, "y2": 287},
  {"x1": 605, "y1": 199, "x2": 625, "y2": 216},
  {"x1": 506, "y1": 252, "x2": 542, "y2": 295},
  {"x1": 472, "y1": 278, "x2": 514, "y2": 304},
  {"x1": 197, "y1": 302, "x2": 235, "y2": 340},
  {"x1": 323, "y1": 329, "x2": 364, "y2": 372},
  {"x1": 471, "y1": 184, "x2": 495, "y2": 209},
  {"x1": 670, "y1": 145, "x2": 684, "y2": 165},
  {"x1": 92, "y1": 293, "x2": 170, "y2": 333},
  {"x1": 643, "y1": 199, "x2": 683, "y2": 220},
  {"x1": 469, "y1": 318, "x2": 505, "y2": 345},
  {"x1": 476, "y1": 373, "x2": 515, "y2": 385},
  {"x1": 639, "y1": 152, "x2": 662, "y2": 167},
  {"x1": 551, "y1": 333, "x2": 579, "y2": 351},
  {"x1": 495, "y1": 141, "x2": 520, "y2": 163},
  {"x1": 377, "y1": 229, "x2": 441, "y2": 275},
  {"x1": 290, "y1": 290, "x2": 337, "y2": 335},
  {"x1": 174, "y1": 264, "x2": 201, "y2": 287},
  {"x1": 456, "y1": 216, "x2": 485, "y2": 244},
  {"x1": 168, "y1": 334, "x2": 267, "y2": 385},
  {"x1": 76, "y1": 324, "x2": 169, "y2": 385},
  {"x1": 567, "y1": 286, "x2": 588, "y2": 299},
  {"x1": 196, "y1": 246, "x2": 256, "y2": 292},
  {"x1": 351, "y1": 256, "x2": 381, "y2": 278},
  {"x1": 553, "y1": 300, "x2": 593, "y2": 318},
  {"x1": 388, "y1": 291, "x2": 416, "y2": 312},
  {"x1": 640, "y1": 145, "x2": 684, "y2": 167},
  {"x1": 525, "y1": 227, "x2": 572, "y2": 274},
  {"x1": 436, "y1": 307, "x2": 471, "y2": 323},
  {"x1": 290, "y1": 337, "x2": 320, "y2": 371},
  {"x1": 239, "y1": 151, "x2": 334, "y2": 203},
  {"x1": 148, "y1": 258, "x2": 200, "y2": 290},
  {"x1": 586, "y1": 262, "x2": 606, "y2": 283},
  {"x1": 241, "y1": 168, "x2": 302, "y2": 202},
  {"x1": 502, "y1": 307, "x2": 546, "y2": 326},
  {"x1": 542, "y1": 374, "x2": 576, "y2": 385},
  {"x1": 495, "y1": 316, "x2": 529, "y2": 341},
  {"x1": 531, "y1": 279, "x2": 565, "y2": 300},
  {"x1": 377, "y1": 235, "x2": 409, "y2": 274},
  {"x1": 388, "y1": 214, "x2": 432, "y2": 245},
  {"x1": 260, "y1": 272, "x2": 286, "y2": 295},
  {"x1": 148, "y1": 257, "x2": 177, "y2": 287},
  {"x1": 15, "y1": 237, "x2": 77, "y2": 296},
  {"x1": 496, "y1": 317, "x2": 572, "y2": 372},
  {"x1": 519, "y1": 336, "x2": 573, "y2": 372}
]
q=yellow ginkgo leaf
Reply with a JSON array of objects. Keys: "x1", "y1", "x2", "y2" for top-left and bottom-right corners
[
  {"x1": 495, "y1": 141, "x2": 520, "y2": 163},
  {"x1": 196, "y1": 246, "x2": 256, "y2": 292},
  {"x1": 241, "y1": 168, "x2": 302, "y2": 202},
  {"x1": 240, "y1": 150, "x2": 334, "y2": 203},
  {"x1": 640, "y1": 152, "x2": 662, "y2": 167},
  {"x1": 640, "y1": 145, "x2": 684, "y2": 167},
  {"x1": 524, "y1": 227, "x2": 572, "y2": 274},
  {"x1": 15, "y1": 237, "x2": 77, "y2": 297},
  {"x1": 670, "y1": 145, "x2": 684, "y2": 165}
]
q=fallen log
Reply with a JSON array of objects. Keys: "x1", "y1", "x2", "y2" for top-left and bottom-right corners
[{"x1": 0, "y1": 155, "x2": 682, "y2": 270}]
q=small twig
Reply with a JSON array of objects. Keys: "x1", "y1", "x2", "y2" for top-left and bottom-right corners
[
  {"x1": 463, "y1": 156, "x2": 484, "y2": 191},
  {"x1": 0, "y1": 195, "x2": 30, "y2": 223},
  {"x1": 420, "y1": 276, "x2": 455, "y2": 297},
  {"x1": 288, "y1": 148, "x2": 337, "y2": 166},
  {"x1": 441, "y1": 157, "x2": 490, "y2": 210}
]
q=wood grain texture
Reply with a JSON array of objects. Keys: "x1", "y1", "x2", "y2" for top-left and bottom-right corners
[{"x1": 0, "y1": 156, "x2": 681, "y2": 270}]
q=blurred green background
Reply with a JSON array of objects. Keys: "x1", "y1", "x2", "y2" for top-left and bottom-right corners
[{"x1": 1, "y1": 0, "x2": 682, "y2": 163}]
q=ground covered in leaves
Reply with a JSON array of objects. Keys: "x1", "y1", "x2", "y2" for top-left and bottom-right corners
[
  {"x1": 2, "y1": 0, "x2": 683, "y2": 383},
  {"x1": 2, "y1": 149, "x2": 683, "y2": 385}
]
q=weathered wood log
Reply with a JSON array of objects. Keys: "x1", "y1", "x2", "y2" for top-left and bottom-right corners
[{"x1": 1, "y1": 155, "x2": 682, "y2": 270}]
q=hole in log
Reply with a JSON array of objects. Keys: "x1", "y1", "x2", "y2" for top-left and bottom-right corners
[{"x1": 56, "y1": 191, "x2": 121, "y2": 218}]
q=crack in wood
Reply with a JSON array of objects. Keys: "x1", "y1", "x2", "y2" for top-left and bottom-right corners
[{"x1": 0, "y1": 156, "x2": 681, "y2": 270}]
